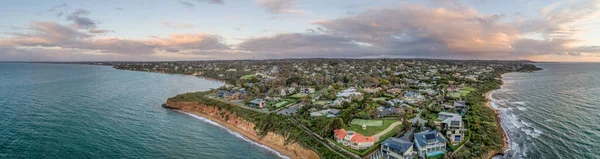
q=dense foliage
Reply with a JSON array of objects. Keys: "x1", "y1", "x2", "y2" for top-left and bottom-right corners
[{"x1": 169, "y1": 93, "x2": 349, "y2": 159}]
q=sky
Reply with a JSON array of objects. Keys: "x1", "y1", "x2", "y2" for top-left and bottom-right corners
[{"x1": 1, "y1": 0, "x2": 600, "y2": 62}]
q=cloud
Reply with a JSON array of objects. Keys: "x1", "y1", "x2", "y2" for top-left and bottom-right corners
[
  {"x1": 255, "y1": 0, "x2": 305, "y2": 14},
  {"x1": 179, "y1": 0, "x2": 224, "y2": 8},
  {"x1": 4, "y1": 0, "x2": 600, "y2": 61},
  {"x1": 238, "y1": 33, "x2": 380, "y2": 58},
  {"x1": 66, "y1": 9, "x2": 97, "y2": 30},
  {"x1": 237, "y1": 0, "x2": 600, "y2": 59},
  {"x1": 0, "y1": 21, "x2": 235, "y2": 59},
  {"x1": 64, "y1": 9, "x2": 112, "y2": 34},
  {"x1": 178, "y1": 0, "x2": 195, "y2": 8},
  {"x1": 36, "y1": 3, "x2": 70, "y2": 17},
  {"x1": 160, "y1": 21, "x2": 195, "y2": 28},
  {"x1": 0, "y1": 21, "x2": 92, "y2": 47}
]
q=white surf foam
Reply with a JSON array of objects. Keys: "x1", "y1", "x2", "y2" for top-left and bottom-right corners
[
  {"x1": 179, "y1": 111, "x2": 290, "y2": 159},
  {"x1": 522, "y1": 128, "x2": 542, "y2": 138},
  {"x1": 516, "y1": 106, "x2": 527, "y2": 111},
  {"x1": 511, "y1": 101, "x2": 526, "y2": 106}
]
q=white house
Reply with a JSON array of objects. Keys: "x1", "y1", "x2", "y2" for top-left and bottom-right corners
[
  {"x1": 438, "y1": 112, "x2": 465, "y2": 144},
  {"x1": 414, "y1": 130, "x2": 447, "y2": 158},
  {"x1": 336, "y1": 87, "x2": 362, "y2": 98}
]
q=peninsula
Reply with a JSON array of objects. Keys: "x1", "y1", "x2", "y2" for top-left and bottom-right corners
[{"x1": 99, "y1": 59, "x2": 541, "y2": 159}]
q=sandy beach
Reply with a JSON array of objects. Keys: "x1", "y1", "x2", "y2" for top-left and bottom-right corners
[
  {"x1": 187, "y1": 111, "x2": 308, "y2": 159},
  {"x1": 484, "y1": 83, "x2": 509, "y2": 158}
]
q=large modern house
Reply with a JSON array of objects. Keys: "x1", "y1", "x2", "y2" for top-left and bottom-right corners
[
  {"x1": 247, "y1": 99, "x2": 266, "y2": 108},
  {"x1": 454, "y1": 100, "x2": 467, "y2": 113},
  {"x1": 336, "y1": 87, "x2": 363, "y2": 98},
  {"x1": 414, "y1": 130, "x2": 447, "y2": 159},
  {"x1": 377, "y1": 106, "x2": 398, "y2": 117},
  {"x1": 381, "y1": 137, "x2": 415, "y2": 159},
  {"x1": 310, "y1": 109, "x2": 341, "y2": 117},
  {"x1": 333, "y1": 129, "x2": 375, "y2": 150},
  {"x1": 438, "y1": 112, "x2": 466, "y2": 144}
]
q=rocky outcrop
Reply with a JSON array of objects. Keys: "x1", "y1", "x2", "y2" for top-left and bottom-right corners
[{"x1": 165, "y1": 101, "x2": 320, "y2": 159}]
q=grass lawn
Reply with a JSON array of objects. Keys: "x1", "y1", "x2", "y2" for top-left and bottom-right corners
[
  {"x1": 372, "y1": 97, "x2": 388, "y2": 101},
  {"x1": 426, "y1": 113, "x2": 440, "y2": 121},
  {"x1": 449, "y1": 92, "x2": 462, "y2": 98},
  {"x1": 346, "y1": 119, "x2": 398, "y2": 136},
  {"x1": 350, "y1": 119, "x2": 384, "y2": 126},
  {"x1": 461, "y1": 86, "x2": 476, "y2": 92},
  {"x1": 448, "y1": 87, "x2": 477, "y2": 98},
  {"x1": 275, "y1": 101, "x2": 290, "y2": 108},
  {"x1": 314, "y1": 100, "x2": 329, "y2": 105},
  {"x1": 289, "y1": 93, "x2": 305, "y2": 99},
  {"x1": 240, "y1": 74, "x2": 255, "y2": 80}
]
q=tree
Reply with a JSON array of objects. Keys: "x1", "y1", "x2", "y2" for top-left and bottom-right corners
[
  {"x1": 330, "y1": 118, "x2": 345, "y2": 130},
  {"x1": 427, "y1": 119, "x2": 436, "y2": 129},
  {"x1": 380, "y1": 79, "x2": 391, "y2": 86}
]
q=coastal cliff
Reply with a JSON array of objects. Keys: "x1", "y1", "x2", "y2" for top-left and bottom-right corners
[{"x1": 165, "y1": 100, "x2": 320, "y2": 159}]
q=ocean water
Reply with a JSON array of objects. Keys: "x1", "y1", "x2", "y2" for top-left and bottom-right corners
[
  {"x1": 0, "y1": 63, "x2": 280, "y2": 159},
  {"x1": 490, "y1": 63, "x2": 600, "y2": 159}
]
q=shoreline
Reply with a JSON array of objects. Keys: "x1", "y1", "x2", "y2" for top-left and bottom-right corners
[
  {"x1": 484, "y1": 75, "x2": 509, "y2": 159},
  {"x1": 112, "y1": 68, "x2": 229, "y2": 84},
  {"x1": 177, "y1": 109, "x2": 304, "y2": 159}
]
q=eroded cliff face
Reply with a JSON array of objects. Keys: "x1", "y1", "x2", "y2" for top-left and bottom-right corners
[{"x1": 165, "y1": 101, "x2": 319, "y2": 159}]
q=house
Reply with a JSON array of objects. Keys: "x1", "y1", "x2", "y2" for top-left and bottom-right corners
[
  {"x1": 438, "y1": 112, "x2": 465, "y2": 145},
  {"x1": 248, "y1": 99, "x2": 266, "y2": 108},
  {"x1": 300, "y1": 87, "x2": 316, "y2": 94},
  {"x1": 381, "y1": 137, "x2": 415, "y2": 159},
  {"x1": 387, "y1": 99, "x2": 404, "y2": 106},
  {"x1": 216, "y1": 90, "x2": 231, "y2": 98},
  {"x1": 310, "y1": 109, "x2": 341, "y2": 117},
  {"x1": 443, "y1": 103, "x2": 454, "y2": 110},
  {"x1": 264, "y1": 96, "x2": 281, "y2": 102},
  {"x1": 333, "y1": 98, "x2": 351, "y2": 106},
  {"x1": 280, "y1": 89, "x2": 287, "y2": 96},
  {"x1": 387, "y1": 88, "x2": 403, "y2": 95},
  {"x1": 364, "y1": 87, "x2": 382, "y2": 94},
  {"x1": 454, "y1": 100, "x2": 467, "y2": 112},
  {"x1": 336, "y1": 87, "x2": 362, "y2": 98},
  {"x1": 447, "y1": 86, "x2": 457, "y2": 92},
  {"x1": 333, "y1": 129, "x2": 375, "y2": 150},
  {"x1": 378, "y1": 106, "x2": 398, "y2": 117},
  {"x1": 414, "y1": 130, "x2": 447, "y2": 159},
  {"x1": 403, "y1": 92, "x2": 420, "y2": 99},
  {"x1": 465, "y1": 75, "x2": 477, "y2": 81}
]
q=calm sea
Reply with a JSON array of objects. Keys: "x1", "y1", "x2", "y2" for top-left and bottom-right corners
[
  {"x1": 490, "y1": 63, "x2": 600, "y2": 159},
  {"x1": 0, "y1": 63, "x2": 280, "y2": 159}
]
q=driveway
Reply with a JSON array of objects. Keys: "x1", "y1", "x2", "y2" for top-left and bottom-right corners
[
  {"x1": 372, "y1": 121, "x2": 402, "y2": 141},
  {"x1": 409, "y1": 109, "x2": 425, "y2": 124}
]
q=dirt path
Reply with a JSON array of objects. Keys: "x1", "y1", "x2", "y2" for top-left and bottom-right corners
[{"x1": 372, "y1": 121, "x2": 402, "y2": 141}]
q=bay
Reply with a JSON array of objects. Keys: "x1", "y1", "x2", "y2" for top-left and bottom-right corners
[
  {"x1": 491, "y1": 63, "x2": 600, "y2": 159},
  {"x1": 0, "y1": 63, "x2": 280, "y2": 159}
]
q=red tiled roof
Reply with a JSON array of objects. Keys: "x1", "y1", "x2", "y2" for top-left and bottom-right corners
[
  {"x1": 333, "y1": 129, "x2": 347, "y2": 139},
  {"x1": 350, "y1": 133, "x2": 375, "y2": 143}
]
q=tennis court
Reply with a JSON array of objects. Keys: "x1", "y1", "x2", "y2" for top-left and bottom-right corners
[{"x1": 350, "y1": 119, "x2": 383, "y2": 126}]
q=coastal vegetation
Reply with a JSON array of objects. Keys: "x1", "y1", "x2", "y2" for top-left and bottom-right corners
[{"x1": 169, "y1": 92, "x2": 349, "y2": 159}]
